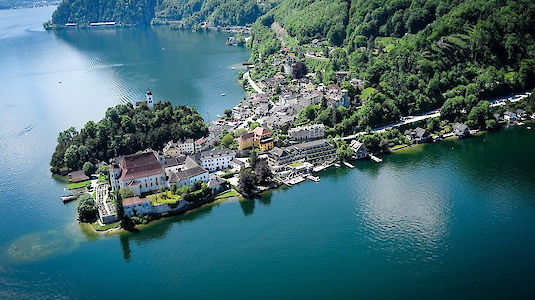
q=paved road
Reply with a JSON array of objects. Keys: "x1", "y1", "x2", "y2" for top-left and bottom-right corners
[
  {"x1": 244, "y1": 71, "x2": 264, "y2": 94},
  {"x1": 340, "y1": 91, "x2": 532, "y2": 140}
]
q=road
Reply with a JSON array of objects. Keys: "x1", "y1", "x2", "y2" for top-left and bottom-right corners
[
  {"x1": 340, "y1": 91, "x2": 532, "y2": 140},
  {"x1": 244, "y1": 71, "x2": 264, "y2": 94}
]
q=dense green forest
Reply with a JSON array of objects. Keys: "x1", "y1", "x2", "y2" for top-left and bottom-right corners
[
  {"x1": 50, "y1": 102, "x2": 207, "y2": 174},
  {"x1": 51, "y1": 0, "x2": 279, "y2": 27},
  {"x1": 247, "y1": 0, "x2": 535, "y2": 130}
]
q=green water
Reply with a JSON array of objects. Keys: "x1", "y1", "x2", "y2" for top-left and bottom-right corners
[{"x1": 1, "y1": 7, "x2": 535, "y2": 300}]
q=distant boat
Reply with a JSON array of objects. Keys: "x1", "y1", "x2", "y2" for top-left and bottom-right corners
[
  {"x1": 517, "y1": 122, "x2": 525, "y2": 126},
  {"x1": 24, "y1": 124, "x2": 32, "y2": 131},
  {"x1": 334, "y1": 163, "x2": 341, "y2": 168},
  {"x1": 527, "y1": 127, "x2": 532, "y2": 130},
  {"x1": 232, "y1": 66, "x2": 235, "y2": 70},
  {"x1": 221, "y1": 93, "x2": 226, "y2": 96}
]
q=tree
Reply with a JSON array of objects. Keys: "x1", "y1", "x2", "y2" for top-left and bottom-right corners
[
  {"x1": 224, "y1": 109, "x2": 233, "y2": 118},
  {"x1": 112, "y1": 189, "x2": 125, "y2": 224},
  {"x1": 119, "y1": 187, "x2": 135, "y2": 199},
  {"x1": 82, "y1": 162, "x2": 94, "y2": 177},
  {"x1": 292, "y1": 61, "x2": 308, "y2": 79},
  {"x1": 96, "y1": 165, "x2": 110, "y2": 176},
  {"x1": 221, "y1": 133, "x2": 235, "y2": 148},
  {"x1": 249, "y1": 150, "x2": 258, "y2": 169},
  {"x1": 238, "y1": 171, "x2": 256, "y2": 196},
  {"x1": 254, "y1": 160, "x2": 272, "y2": 184},
  {"x1": 77, "y1": 194, "x2": 96, "y2": 222},
  {"x1": 64, "y1": 145, "x2": 79, "y2": 169}
]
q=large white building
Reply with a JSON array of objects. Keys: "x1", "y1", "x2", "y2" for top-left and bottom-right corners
[
  {"x1": 163, "y1": 139, "x2": 196, "y2": 157},
  {"x1": 168, "y1": 156, "x2": 209, "y2": 187},
  {"x1": 288, "y1": 124, "x2": 325, "y2": 141},
  {"x1": 110, "y1": 151, "x2": 167, "y2": 196},
  {"x1": 199, "y1": 149, "x2": 236, "y2": 172}
]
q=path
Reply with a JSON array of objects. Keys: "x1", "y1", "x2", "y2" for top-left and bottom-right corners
[
  {"x1": 244, "y1": 71, "x2": 264, "y2": 94},
  {"x1": 304, "y1": 53, "x2": 330, "y2": 62}
]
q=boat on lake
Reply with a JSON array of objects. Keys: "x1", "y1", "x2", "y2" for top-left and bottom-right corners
[{"x1": 61, "y1": 194, "x2": 79, "y2": 203}]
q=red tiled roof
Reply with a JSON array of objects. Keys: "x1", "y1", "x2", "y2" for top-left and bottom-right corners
[
  {"x1": 123, "y1": 196, "x2": 151, "y2": 206},
  {"x1": 236, "y1": 132, "x2": 255, "y2": 143},
  {"x1": 119, "y1": 152, "x2": 165, "y2": 181}
]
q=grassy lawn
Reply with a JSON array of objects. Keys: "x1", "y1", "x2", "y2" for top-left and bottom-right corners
[
  {"x1": 375, "y1": 37, "x2": 399, "y2": 53},
  {"x1": 360, "y1": 87, "x2": 377, "y2": 101},
  {"x1": 215, "y1": 189, "x2": 240, "y2": 200},
  {"x1": 92, "y1": 221, "x2": 120, "y2": 231},
  {"x1": 67, "y1": 180, "x2": 91, "y2": 190},
  {"x1": 289, "y1": 161, "x2": 302, "y2": 167},
  {"x1": 148, "y1": 191, "x2": 182, "y2": 206},
  {"x1": 390, "y1": 144, "x2": 408, "y2": 151},
  {"x1": 97, "y1": 175, "x2": 108, "y2": 185}
]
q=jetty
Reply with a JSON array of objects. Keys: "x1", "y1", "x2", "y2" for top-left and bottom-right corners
[
  {"x1": 369, "y1": 154, "x2": 382, "y2": 163},
  {"x1": 343, "y1": 161, "x2": 354, "y2": 169},
  {"x1": 285, "y1": 176, "x2": 305, "y2": 186}
]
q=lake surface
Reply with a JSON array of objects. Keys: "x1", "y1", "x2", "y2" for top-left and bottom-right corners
[{"x1": 1, "y1": 6, "x2": 535, "y2": 300}]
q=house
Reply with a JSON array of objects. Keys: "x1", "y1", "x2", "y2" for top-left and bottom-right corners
[
  {"x1": 134, "y1": 89, "x2": 154, "y2": 110},
  {"x1": 267, "y1": 147, "x2": 305, "y2": 171},
  {"x1": 504, "y1": 111, "x2": 516, "y2": 122},
  {"x1": 195, "y1": 137, "x2": 209, "y2": 151},
  {"x1": 163, "y1": 155, "x2": 187, "y2": 176},
  {"x1": 325, "y1": 89, "x2": 350, "y2": 108},
  {"x1": 70, "y1": 170, "x2": 89, "y2": 183},
  {"x1": 199, "y1": 149, "x2": 236, "y2": 172},
  {"x1": 298, "y1": 90, "x2": 322, "y2": 107},
  {"x1": 493, "y1": 113, "x2": 503, "y2": 122},
  {"x1": 169, "y1": 165, "x2": 209, "y2": 188},
  {"x1": 123, "y1": 196, "x2": 153, "y2": 216},
  {"x1": 288, "y1": 124, "x2": 324, "y2": 141},
  {"x1": 231, "y1": 158, "x2": 249, "y2": 171},
  {"x1": 109, "y1": 151, "x2": 167, "y2": 196},
  {"x1": 404, "y1": 127, "x2": 431, "y2": 144},
  {"x1": 208, "y1": 174, "x2": 227, "y2": 194},
  {"x1": 236, "y1": 133, "x2": 255, "y2": 150},
  {"x1": 263, "y1": 115, "x2": 296, "y2": 129},
  {"x1": 163, "y1": 139, "x2": 196, "y2": 157},
  {"x1": 279, "y1": 92, "x2": 298, "y2": 105},
  {"x1": 293, "y1": 139, "x2": 337, "y2": 165},
  {"x1": 453, "y1": 123, "x2": 470, "y2": 137},
  {"x1": 516, "y1": 108, "x2": 527, "y2": 119},
  {"x1": 350, "y1": 140, "x2": 368, "y2": 159}
]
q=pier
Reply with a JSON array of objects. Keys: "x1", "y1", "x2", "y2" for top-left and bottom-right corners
[
  {"x1": 343, "y1": 161, "x2": 354, "y2": 169},
  {"x1": 369, "y1": 154, "x2": 382, "y2": 163}
]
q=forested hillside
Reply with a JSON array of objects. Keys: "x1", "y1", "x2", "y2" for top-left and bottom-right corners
[
  {"x1": 51, "y1": 0, "x2": 279, "y2": 27},
  {"x1": 248, "y1": 0, "x2": 535, "y2": 125},
  {"x1": 50, "y1": 102, "x2": 207, "y2": 173}
]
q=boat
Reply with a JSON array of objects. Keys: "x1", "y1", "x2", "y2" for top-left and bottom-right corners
[
  {"x1": 61, "y1": 194, "x2": 78, "y2": 203},
  {"x1": 334, "y1": 163, "x2": 341, "y2": 168},
  {"x1": 517, "y1": 122, "x2": 524, "y2": 126},
  {"x1": 221, "y1": 93, "x2": 226, "y2": 96},
  {"x1": 232, "y1": 66, "x2": 235, "y2": 70},
  {"x1": 343, "y1": 161, "x2": 354, "y2": 169},
  {"x1": 308, "y1": 175, "x2": 320, "y2": 182},
  {"x1": 527, "y1": 127, "x2": 532, "y2": 130}
]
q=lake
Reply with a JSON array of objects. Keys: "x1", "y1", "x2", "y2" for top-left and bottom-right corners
[{"x1": 1, "y1": 6, "x2": 535, "y2": 300}]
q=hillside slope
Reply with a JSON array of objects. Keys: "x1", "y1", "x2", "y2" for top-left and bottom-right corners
[
  {"x1": 51, "y1": 0, "x2": 279, "y2": 27},
  {"x1": 248, "y1": 0, "x2": 535, "y2": 121}
]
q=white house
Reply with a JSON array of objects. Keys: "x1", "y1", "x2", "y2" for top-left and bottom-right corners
[
  {"x1": 163, "y1": 155, "x2": 187, "y2": 176},
  {"x1": 168, "y1": 156, "x2": 209, "y2": 188},
  {"x1": 350, "y1": 140, "x2": 368, "y2": 159},
  {"x1": 199, "y1": 149, "x2": 236, "y2": 172},
  {"x1": 288, "y1": 124, "x2": 325, "y2": 141},
  {"x1": 109, "y1": 151, "x2": 167, "y2": 196},
  {"x1": 163, "y1": 139, "x2": 196, "y2": 157}
]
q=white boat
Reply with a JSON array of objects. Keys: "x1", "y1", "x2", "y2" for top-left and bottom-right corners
[
  {"x1": 517, "y1": 122, "x2": 525, "y2": 126},
  {"x1": 61, "y1": 194, "x2": 78, "y2": 203},
  {"x1": 527, "y1": 127, "x2": 532, "y2": 130},
  {"x1": 334, "y1": 163, "x2": 341, "y2": 168},
  {"x1": 221, "y1": 93, "x2": 226, "y2": 96},
  {"x1": 232, "y1": 66, "x2": 235, "y2": 70}
]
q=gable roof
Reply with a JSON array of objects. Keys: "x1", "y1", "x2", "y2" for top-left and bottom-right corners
[
  {"x1": 71, "y1": 170, "x2": 89, "y2": 183},
  {"x1": 118, "y1": 152, "x2": 165, "y2": 181},
  {"x1": 199, "y1": 149, "x2": 236, "y2": 159}
]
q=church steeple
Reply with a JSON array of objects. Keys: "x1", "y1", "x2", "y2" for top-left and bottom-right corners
[{"x1": 146, "y1": 87, "x2": 154, "y2": 109}]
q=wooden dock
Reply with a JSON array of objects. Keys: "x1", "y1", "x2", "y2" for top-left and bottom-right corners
[
  {"x1": 343, "y1": 161, "x2": 354, "y2": 169},
  {"x1": 369, "y1": 154, "x2": 382, "y2": 163}
]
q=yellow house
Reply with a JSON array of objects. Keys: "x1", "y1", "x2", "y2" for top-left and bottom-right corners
[
  {"x1": 259, "y1": 137, "x2": 274, "y2": 151},
  {"x1": 253, "y1": 127, "x2": 274, "y2": 151},
  {"x1": 236, "y1": 133, "x2": 255, "y2": 150}
]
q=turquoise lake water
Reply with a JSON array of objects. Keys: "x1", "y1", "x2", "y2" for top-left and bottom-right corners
[{"x1": 1, "y1": 6, "x2": 535, "y2": 300}]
